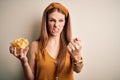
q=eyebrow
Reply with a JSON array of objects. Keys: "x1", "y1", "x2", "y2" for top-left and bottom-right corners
[{"x1": 48, "y1": 17, "x2": 64, "y2": 20}]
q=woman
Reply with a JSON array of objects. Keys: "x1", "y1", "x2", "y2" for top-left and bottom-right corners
[{"x1": 9, "y1": 2, "x2": 83, "y2": 80}]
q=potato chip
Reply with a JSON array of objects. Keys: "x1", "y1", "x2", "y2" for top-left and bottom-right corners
[{"x1": 11, "y1": 38, "x2": 29, "y2": 49}]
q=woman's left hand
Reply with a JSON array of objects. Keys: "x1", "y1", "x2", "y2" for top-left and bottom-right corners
[{"x1": 67, "y1": 38, "x2": 82, "y2": 62}]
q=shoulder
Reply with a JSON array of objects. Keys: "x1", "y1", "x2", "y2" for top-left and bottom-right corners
[
  {"x1": 30, "y1": 41, "x2": 39, "y2": 47},
  {"x1": 30, "y1": 41, "x2": 39, "y2": 55}
]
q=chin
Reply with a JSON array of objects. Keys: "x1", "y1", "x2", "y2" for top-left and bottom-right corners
[{"x1": 51, "y1": 33, "x2": 60, "y2": 37}]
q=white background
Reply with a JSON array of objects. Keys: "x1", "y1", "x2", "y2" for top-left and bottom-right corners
[{"x1": 0, "y1": 0, "x2": 120, "y2": 80}]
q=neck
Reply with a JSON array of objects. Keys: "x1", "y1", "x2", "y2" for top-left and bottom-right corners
[
  {"x1": 48, "y1": 35, "x2": 60, "y2": 45},
  {"x1": 46, "y1": 35, "x2": 60, "y2": 59}
]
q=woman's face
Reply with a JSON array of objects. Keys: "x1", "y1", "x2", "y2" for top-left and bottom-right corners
[{"x1": 47, "y1": 11, "x2": 65, "y2": 37}]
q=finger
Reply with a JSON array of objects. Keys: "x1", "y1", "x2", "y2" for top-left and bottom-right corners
[
  {"x1": 14, "y1": 47, "x2": 19, "y2": 57},
  {"x1": 11, "y1": 47, "x2": 15, "y2": 54},
  {"x1": 71, "y1": 41, "x2": 80, "y2": 51},
  {"x1": 71, "y1": 41, "x2": 77, "y2": 49},
  {"x1": 67, "y1": 45, "x2": 72, "y2": 53},
  {"x1": 74, "y1": 37, "x2": 80, "y2": 41},
  {"x1": 9, "y1": 46, "x2": 12, "y2": 53},
  {"x1": 75, "y1": 43, "x2": 79, "y2": 49},
  {"x1": 19, "y1": 48, "x2": 24, "y2": 59},
  {"x1": 14, "y1": 47, "x2": 16, "y2": 56},
  {"x1": 74, "y1": 39, "x2": 82, "y2": 49},
  {"x1": 67, "y1": 45, "x2": 74, "y2": 57},
  {"x1": 74, "y1": 38, "x2": 81, "y2": 43},
  {"x1": 69, "y1": 42, "x2": 75, "y2": 51},
  {"x1": 71, "y1": 44, "x2": 80, "y2": 58},
  {"x1": 24, "y1": 47, "x2": 29, "y2": 55}
]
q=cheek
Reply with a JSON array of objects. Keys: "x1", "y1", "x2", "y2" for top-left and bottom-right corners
[
  {"x1": 60, "y1": 22, "x2": 65, "y2": 29},
  {"x1": 47, "y1": 23, "x2": 53, "y2": 30},
  {"x1": 59, "y1": 25, "x2": 64, "y2": 32},
  {"x1": 48, "y1": 22, "x2": 52, "y2": 27},
  {"x1": 47, "y1": 26, "x2": 52, "y2": 32}
]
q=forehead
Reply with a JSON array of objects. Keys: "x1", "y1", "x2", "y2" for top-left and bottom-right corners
[{"x1": 48, "y1": 11, "x2": 65, "y2": 19}]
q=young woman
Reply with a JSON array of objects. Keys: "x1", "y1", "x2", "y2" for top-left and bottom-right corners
[{"x1": 9, "y1": 2, "x2": 83, "y2": 80}]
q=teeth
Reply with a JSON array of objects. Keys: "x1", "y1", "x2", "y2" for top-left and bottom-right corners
[
  {"x1": 53, "y1": 28, "x2": 59, "y2": 32},
  {"x1": 55, "y1": 29, "x2": 58, "y2": 32}
]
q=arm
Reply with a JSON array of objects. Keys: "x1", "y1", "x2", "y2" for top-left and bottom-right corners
[
  {"x1": 71, "y1": 55, "x2": 83, "y2": 73},
  {"x1": 21, "y1": 57, "x2": 34, "y2": 80},
  {"x1": 9, "y1": 41, "x2": 38, "y2": 80},
  {"x1": 21, "y1": 41, "x2": 38, "y2": 80},
  {"x1": 67, "y1": 38, "x2": 84, "y2": 73}
]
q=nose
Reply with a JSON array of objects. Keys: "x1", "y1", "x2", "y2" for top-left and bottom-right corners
[{"x1": 54, "y1": 21, "x2": 59, "y2": 28}]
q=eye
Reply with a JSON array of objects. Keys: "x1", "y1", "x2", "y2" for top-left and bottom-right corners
[
  {"x1": 48, "y1": 19, "x2": 55, "y2": 22},
  {"x1": 49, "y1": 20, "x2": 53, "y2": 22},
  {"x1": 59, "y1": 19, "x2": 64, "y2": 22}
]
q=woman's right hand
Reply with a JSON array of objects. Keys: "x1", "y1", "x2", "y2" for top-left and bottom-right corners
[{"x1": 9, "y1": 46, "x2": 29, "y2": 63}]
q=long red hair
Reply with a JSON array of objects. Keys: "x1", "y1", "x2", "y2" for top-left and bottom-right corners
[{"x1": 37, "y1": 2, "x2": 72, "y2": 77}]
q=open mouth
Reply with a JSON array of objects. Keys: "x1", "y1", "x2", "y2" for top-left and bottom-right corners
[{"x1": 52, "y1": 28, "x2": 59, "y2": 33}]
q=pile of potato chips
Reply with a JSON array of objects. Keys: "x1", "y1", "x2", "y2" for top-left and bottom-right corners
[{"x1": 11, "y1": 38, "x2": 29, "y2": 49}]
